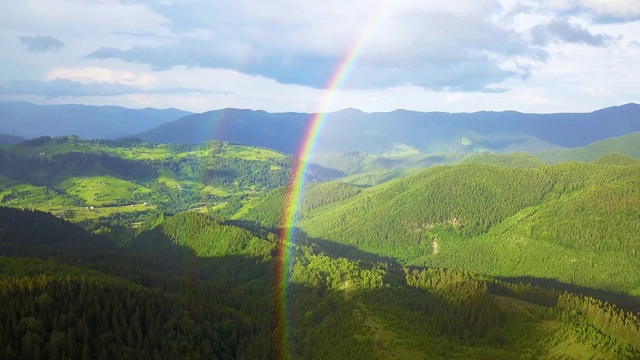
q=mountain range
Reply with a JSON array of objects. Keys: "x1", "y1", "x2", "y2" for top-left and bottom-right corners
[
  {"x1": 132, "y1": 103, "x2": 640, "y2": 156},
  {"x1": 0, "y1": 133, "x2": 24, "y2": 144},
  {"x1": 2, "y1": 102, "x2": 639, "y2": 160},
  {"x1": 0, "y1": 101, "x2": 191, "y2": 139}
]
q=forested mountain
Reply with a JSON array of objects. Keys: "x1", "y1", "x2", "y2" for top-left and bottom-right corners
[
  {"x1": 0, "y1": 102, "x2": 191, "y2": 139},
  {"x1": 2, "y1": 207, "x2": 640, "y2": 359},
  {"x1": 593, "y1": 153, "x2": 639, "y2": 166},
  {"x1": 0, "y1": 207, "x2": 277, "y2": 359},
  {"x1": 134, "y1": 103, "x2": 640, "y2": 156},
  {"x1": 240, "y1": 161, "x2": 640, "y2": 295},
  {"x1": 460, "y1": 152, "x2": 547, "y2": 168},
  {"x1": 134, "y1": 109, "x2": 309, "y2": 153},
  {"x1": 536, "y1": 132, "x2": 640, "y2": 164}
]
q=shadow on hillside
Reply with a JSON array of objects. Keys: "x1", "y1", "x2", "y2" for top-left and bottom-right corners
[
  {"x1": 288, "y1": 227, "x2": 408, "y2": 287},
  {"x1": 223, "y1": 221, "x2": 398, "y2": 264},
  {"x1": 225, "y1": 219, "x2": 272, "y2": 234},
  {"x1": 297, "y1": 234, "x2": 397, "y2": 264},
  {"x1": 498, "y1": 275, "x2": 640, "y2": 313},
  {"x1": 306, "y1": 162, "x2": 346, "y2": 180},
  {"x1": 220, "y1": 221, "x2": 407, "y2": 287}
]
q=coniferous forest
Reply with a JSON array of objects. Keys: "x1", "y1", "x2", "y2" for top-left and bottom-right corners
[{"x1": 1, "y1": 134, "x2": 640, "y2": 359}]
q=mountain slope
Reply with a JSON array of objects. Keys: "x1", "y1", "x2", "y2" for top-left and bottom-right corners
[
  {"x1": 135, "y1": 104, "x2": 640, "y2": 156},
  {"x1": 460, "y1": 152, "x2": 546, "y2": 167},
  {"x1": 2, "y1": 207, "x2": 640, "y2": 359},
  {"x1": 240, "y1": 162, "x2": 640, "y2": 294},
  {"x1": 0, "y1": 136, "x2": 326, "y2": 220},
  {"x1": 134, "y1": 108, "x2": 310, "y2": 153},
  {"x1": 0, "y1": 206, "x2": 277, "y2": 359},
  {"x1": 0, "y1": 101, "x2": 191, "y2": 139},
  {"x1": 592, "y1": 152, "x2": 639, "y2": 165},
  {"x1": 536, "y1": 132, "x2": 640, "y2": 164}
]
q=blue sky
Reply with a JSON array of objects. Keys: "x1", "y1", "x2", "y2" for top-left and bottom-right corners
[{"x1": 1, "y1": 0, "x2": 639, "y2": 113}]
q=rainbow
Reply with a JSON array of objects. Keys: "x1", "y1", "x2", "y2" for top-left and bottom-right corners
[{"x1": 274, "y1": 1, "x2": 392, "y2": 358}]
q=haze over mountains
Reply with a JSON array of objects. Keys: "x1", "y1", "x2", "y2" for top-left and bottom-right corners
[
  {"x1": 0, "y1": 133, "x2": 24, "y2": 145},
  {"x1": 133, "y1": 103, "x2": 640, "y2": 155},
  {"x1": 1, "y1": 102, "x2": 639, "y2": 158},
  {"x1": 0, "y1": 102, "x2": 191, "y2": 140}
]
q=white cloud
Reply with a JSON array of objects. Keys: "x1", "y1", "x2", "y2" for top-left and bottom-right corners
[
  {"x1": 0, "y1": 0, "x2": 638, "y2": 114},
  {"x1": 573, "y1": 86, "x2": 613, "y2": 97},
  {"x1": 543, "y1": 0, "x2": 640, "y2": 21},
  {"x1": 583, "y1": 0, "x2": 640, "y2": 17},
  {"x1": 511, "y1": 90, "x2": 552, "y2": 104},
  {"x1": 81, "y1": 0, "x2": 543, "y2": 91},
  {"x1": 46, "y1": 67, "x2": 158, "y2": 88},
  {"x1": 445, "y1": 94, "x2": 475, "y2": 103}
]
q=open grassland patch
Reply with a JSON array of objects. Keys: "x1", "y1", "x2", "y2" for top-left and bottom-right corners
[
  {"x1": 60, "y1": 176, "x2": 151, "y2": 206},
  {"x1": 220, "y1": 145, "x2": 284, "y2": 160},
  {"x1": 202, "y1": 185, "x2": 228, "y2": 197},
  {"x1": 102, "y1": 147, "x2": 173, "y2": 161},
  {"x1": 26, "y1": 203, "x2": 156, "y2": 221},
  {"x1": 0, "y1": 184, "x2": 71, "y2": 206},
  {"x1": 156, "y1": 169, "x2": 182, "y2": 188}
]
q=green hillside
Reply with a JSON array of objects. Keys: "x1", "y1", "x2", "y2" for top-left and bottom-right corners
[
  {"x1": 241, "y1": 162, "x2": 640, "y2": 295},
  {"x1": 135, "y1": 211, "x2": 277, "y2": 259},
  {"x1": 460, "y1": 152, "x2": 546, "y2": 167},
  {"x1": 311, "y1": 150, "x2": 463, "y2": 177},
  {"x1": 0, "y1": 136, "x2": 324, "y2": 221},
  {"x1": 240, "y1": 180, "x2": 365, "y2": 229},
  {"x1": 310, "y1": 132, "x2": 639, "y2": 182},
  {"x1": 2, "y1": 207, "x2": 640, "y2": 359},
  {"x1": 592, "y1": 152, "x2": 639, "y2": 166},
  {"x1": 536, "y1": 132, "x2": 640, "y2": 164},
  {"x1": 0, "y1": 207, "x2": 276, "y2": 359}
]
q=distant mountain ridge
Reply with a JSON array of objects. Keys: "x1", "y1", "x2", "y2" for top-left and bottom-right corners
[
  {"x1": 2, "y1": 101, "x2": 639, "y2": 157},
  {"x1": 0, "y1": 133, "x2": 24, "y2": 144},
  {"x1": 134, "y1": 103, "x2": 640, "y2": 155},
  {"x1": 134, "y1": 108, "x2": 309, "y2": 153},
  {"x1": 0, "y1": 102, "x2": 191, "y2": 139}
]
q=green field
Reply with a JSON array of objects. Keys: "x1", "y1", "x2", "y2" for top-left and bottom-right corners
[
  {"x1": 0, "y1": 137, "x2": 303, "y2": 222},
  {"x1": 59, "y1": 176, "x2": 151, "y2": 206}
]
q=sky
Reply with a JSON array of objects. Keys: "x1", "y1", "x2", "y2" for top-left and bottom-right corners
[{"x1": 1, "y1": 0, "x2": 639, "y2": 114}]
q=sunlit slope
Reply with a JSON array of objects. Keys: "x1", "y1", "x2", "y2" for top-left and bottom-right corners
[
  {"x1": 288, "y1": 246, "x2": 640, "y2": 359},
  {"x1": 311, "y1": 150, "x2": 462, "y2": 176},
  {"x1": 135, "y1": 212, "x2": 277, "y2": 259},
  {"x1": 536, "y1": 132, "x2": 640, "y2": 164},
  {"x1": 0, "y1": 136, "x2": 313, "y2": 218},
  {"x1": 592, "y1": 152, "x2": 639, "y2": 166},
  {"x1": 460, "y1": 151, "x2": 547, "y2": 168},
  {"x1": 246, "y1": 162, "x2": 640, "y2": 293},
  {"x1": 240, "y1": 180, "x2": 365, "y2": 229}
]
